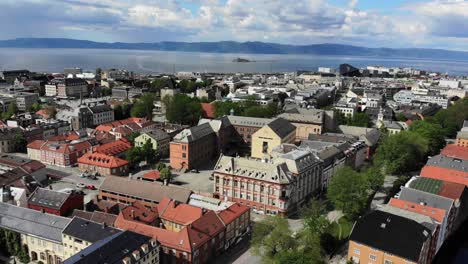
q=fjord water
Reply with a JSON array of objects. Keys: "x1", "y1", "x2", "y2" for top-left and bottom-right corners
[{"x1": 1, "y1": 48, "x2": 468, "y2": 75}]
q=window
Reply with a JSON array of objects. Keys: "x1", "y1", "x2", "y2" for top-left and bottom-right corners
[
  {"x1": 182, "y1": 153, "x2": 186, "y2": 158},
  {"x1": 384, "y1": 260, "x2": 393, "y2": 264},
  {"x1": 353, "y1": 248, "x2": 360, "y2": 255},
  {"x1": 369, "y1": 254, "x2": 377, "y2": 261},
  {"x1": 262, "y1": 142, "x2": 268, "y2": 153}
]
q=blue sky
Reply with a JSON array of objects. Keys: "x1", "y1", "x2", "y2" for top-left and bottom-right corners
[{"x1": 1, "y1": 0, "x2": 467, "y2": 50}]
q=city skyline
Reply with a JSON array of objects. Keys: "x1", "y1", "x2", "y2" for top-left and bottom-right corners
[{"x1": 1, "y1": 0, "x2": 467, "y2": 51}]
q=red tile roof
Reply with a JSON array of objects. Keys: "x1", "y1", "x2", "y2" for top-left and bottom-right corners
[
  {"x1": 142, "y1": 170, "x2": 161, "y2": 181},
  {"x1": 201, "y1": 103, "x2": 216, "y2": 119},
  {"x1": 217, "y1": 203, "x2": 250, "y2": 225},
  {"x1": 121, "y1": 201, "x2": 159, "y2": 225},
  {"x1": 160, "y1": 200, "x2": 203, "y2": 226},
  {"x1": 27, "y1": 140, "x2": 46, "y2": 150},
  {"x1": 191, "y1": 210, "x2": 224, "y2": 237},
  {"x1": 437, "y1": 180, "x2": 466, "y2": 200},
  {"x1": 421, "y1": 165, "x2": 468, "y2": 186},
  {"x1": 388, "y1": 198, "x2": 446, "y2": 223},
  {"x1": 115, "y1": 213, "x2": 211, "y2": 253},
  {"x1": 78, "y1": 152, "x2": 129, "y2": 168},
  {"x1": 35, "y1": 109, "x2": 51, "y2": 119},
  {"x1": 95, "y1": 138, "x2": 131, "y2": 156},
  {"x1": 28, "y1": 140, "x2": 92, "y2": 154},
  {"x1": 440, "y1": 144, "x2": 468, "y2": 160}
]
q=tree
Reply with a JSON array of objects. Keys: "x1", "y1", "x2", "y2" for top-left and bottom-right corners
[
  {"x1": 160, "y1": 167, "x2": 172, "y2": 183},
  {"x1": 1, "y1": 103, "x2": 18, "y2": 120},
  {"x1": 374, "y1": 131, "x2": 428, "y2": 175},
  {"x1": 44, "y1": 105, "x2": 57, "y2": 119},
  {"x1": 409, "y1": 120, "x2": 446, "y2": 156},
  {"x1": 127, "y1": 132, "x2": 141, "y2": 144},
  {"x1": 302, "y1": 200, "x2": 330, "y2": 236},
  {"x1": 131, "y1": 93, "x2": 156, "y2": 118},
  {"x1": 396, "y1": 113, "x2": 407, "y2": 122},
  {"x1": 433, "y1": 97, "x2": 468, "y2": 137},
  {"x1": 251, "y1": 216, "x2": 297, "y2": 262},
  {"x1": 363, "y1": 166, "x2": 384, "y2": 191},
  {"x1": 344, "y1": 112, "x2": 371, "y2": 127},
  {"x1": 156, "y1": 162, "x2": 167, "y2": 171},
  {"x1": 126, "y1": 147, "x2": 143, "y2": 165},
  {"x1": 164, "y1": 94, "x2": 202, "y2": 125},
  {"x1": 327, "y1": 167, "x2": 370, "y2": 218},
  {"x1": 13, "y1": 133, "x2": 27, "y2": 153},
  {"x1": 29, "y1": 102, "x2": 42, "y2": 112},
  {"x1": 141, "y1": 140, "x2": 157, "y2": 163}
]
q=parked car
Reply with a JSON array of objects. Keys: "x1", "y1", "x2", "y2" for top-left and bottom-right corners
[
  {"x1": 86, "y1": 185, "x2": 96, "y2": 190},
  {"x1": 76, "y1": 183, "x2": 86, "y2": 189}
]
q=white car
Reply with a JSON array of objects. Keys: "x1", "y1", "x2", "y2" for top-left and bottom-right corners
[{"x1": 76, "y1": 183, "x2": 86, "y2": 189}]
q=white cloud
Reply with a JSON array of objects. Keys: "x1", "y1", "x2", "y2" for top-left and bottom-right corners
[{"x1": 0, "y1": 0, "x2": 467, "y2": 49}]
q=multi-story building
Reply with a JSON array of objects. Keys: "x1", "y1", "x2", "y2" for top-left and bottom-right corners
[
  {"x1": 135, "y1": 129, "x2": 171, "y2": 157},
  {"x1": 77, "y1": 152, "x2": 129, "y2": 176},
  {"x1": 226, "y1": 115, "x2": 272, "y2": 147},
  {"x1": 64, "y1": 230, "x2": 160, "y2": 264},
  {"x1": 71, "y1": 104, "x2": 114, "y2": 130},
  {"x1": 62, "y1": 217, "x2": 121, "y2": 259},
  {"x1": 170, "y1": 122, "x2": 218, "y2": 170},
  {"x1": 36, "y1": 119, "x2": 71, "y2": 139},
  {"x1": 0, "y1": 203, "x2": 71, "y2": 264},
  {"x1": 456, "y1": 130, "x2": 468, "y2": 147},
  {"x1": 278, "y1": 108, "x2": 327, "y2": 140},
  {"x1": 213, "y1": 148, "x2": 322, "y2": 216},
  {"x1": 348, "y1": 210, "x2": 432, "y2": 264},
  {"x1": 95, "y1": 117, "x2": 157, "y2": 139},
  {"x1": 27, "y1": 139, "x2": 92, "y2": 167},
  {"x1": 420, "y1": 154, "x2": 468, "y2": 186},
  {"x1": 28, "y1": 188, "x2": 84, "y2": 216},
  {"x1": 0, "y1": 127, "x2": 22, "y2": 153},
  {"x1": 98, "y1": 176, "x2": 192, "y2": 207},
  {"x1": 251, "y1": 118, "x2": 296, "y2": 159},
  {"x1": 14, "y1": 92, "x2": 39, "y2": 111}
]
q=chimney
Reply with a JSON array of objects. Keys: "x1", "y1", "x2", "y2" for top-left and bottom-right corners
[
  {"x1": 102, "y1": 222, "x2": 107, "y2": 229},
  {"x1": 131, "y1": 210, "x2": 135, "y2": 219}
]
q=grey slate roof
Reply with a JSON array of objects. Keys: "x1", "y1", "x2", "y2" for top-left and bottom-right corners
[
  {"x1": 173, "y1": 122, "x2": 215, "y2": 143},
  {"x1": 144, "y1": 129, "x2": 170, "y2": 141},
  {"x1": 0, "y1": 202, "x2": 70, "y2": 243},
  {"x1": 227, "y1": 115, "x2": 272, "y2": 128},
  {"x1": 399, "y1": 187, "x2": 454, "y2": 211},
  {"x1": 377, "y1": 204, "x2": 438, "y2": 232},
  {"x1": 426, "y1": 154, "x2": 468, "y2": 172},
  {"x1": 278, "y1": 108, "x2": 324, "y2": 124},
  {"x1": 88, "y1": 104, "x2": 113, "y2": 114},
  {"x1": 64, "y1": 231, "x2": 153, "y2": 264},
  {"x1": 100, "y1": 176, "x2": 192, "y2": 204},
  {"x1": 267, "y1": 118, "x2": 296, "y2": 138},
  {"x1": 28, "y1": 188, "x2": 70, "y2": 210},
  {"x1": 63, "y1": 217, "x2": 121, "y2": 243},
  {"x1": 337, "y1": 125, "x2": 380, "y2": 146}
]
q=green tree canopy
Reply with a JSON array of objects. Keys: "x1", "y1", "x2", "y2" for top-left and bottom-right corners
[
  {"x1": 163, "y1": 94, "x2": 202, "y2": 125},
  {"x1": 409, "y1": 120, "x2": 446, "y2": 156},
  {"x1": 374, "y1": 131, "x2": 428, "y2": 175},
  {"x1": 160, "y1": 167, "x2": 172, "y2": 183},
  {"x1": 327, "y1": 167, "x2": 370, "y2": 218},
  {"x1": 131, "y1": 93, "x2": 156, "y2": 118}
]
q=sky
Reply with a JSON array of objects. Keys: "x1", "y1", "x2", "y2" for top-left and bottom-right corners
[{"x1": 1, "y1": 0, "x2": 468, "y2": 50}]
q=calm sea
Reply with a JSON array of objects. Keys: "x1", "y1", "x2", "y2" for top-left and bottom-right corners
[{"x1": 1, "y1": 48, "x2": 468, "y2": 75}]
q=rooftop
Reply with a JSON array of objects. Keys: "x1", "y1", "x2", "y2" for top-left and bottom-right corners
[
  {"x1": 266, "y1": 118, "x2": 296, "y2": 138},
  {"x1": 0, "y1": 203, "x2": 70, "y2": 243},
  {"x1": 100, "y1": 176, "x2": 192, "y2": 204},
  {"x1": 350, "y1": 210, "x2": 431, "y2": 262},
  {"x1": 388, "y1": 198, "x2": 446, "y2": 223},
  {"x1": 440, "y1": 144, "x2": 468, "y2": 160},
  {"x1": 28, "y1": 188, "x2": 74, "y2": 210},
  {"x1": 78, "y1": 152, "x2": 129, "y2": 168},
  {"x1": 63, "y1": 217, "x2": 121, "y2": 243},
  {"x1": 226, "y1": 115, "x2": 273, "y2": 128}
]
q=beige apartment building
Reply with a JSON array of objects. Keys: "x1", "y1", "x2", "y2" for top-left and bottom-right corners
[{"x1": 251, "y1": 118, "x2": 296, "y2": 159}]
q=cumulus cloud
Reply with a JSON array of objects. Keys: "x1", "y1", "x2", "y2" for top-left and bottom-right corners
[{"x1": 0, "y1": 0, "x2": 467, "y2": 49}]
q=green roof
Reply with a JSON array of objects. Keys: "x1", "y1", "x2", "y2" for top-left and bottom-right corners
[{"x1": 409, "y1": 177, "x2": 443, "y2": 194}]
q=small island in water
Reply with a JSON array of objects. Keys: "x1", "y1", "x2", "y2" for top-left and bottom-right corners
[{"x1": 232, "y1": 57, "x2": 253, "y2": 63}]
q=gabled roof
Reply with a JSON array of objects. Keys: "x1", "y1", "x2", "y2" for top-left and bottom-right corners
[
  {"x1": 28, "y1": 188, "x2": 72, "y2": 210},
  {"x1": 421, "y1": 165, "x2": 468, "y2": 186},
  {"x1": 440, "y1": 144, "x2": 468, "y2": 160},
  {"x1": 160, "y1": 200, "x2": 202, "y2": 226},
  {"x1": 120, "y1": 201, "x2": 159, "y2": 225},
  {"x1": 227, "y1": 115, "x2": 272, "y2": 128},
  {"x1": 63, "y1": 217, "x2": 121, "y2": 243},
  {"x1": 217, "y1": 203, "x2": 250, "y2": 225},
  {"x1": 267, "y1": 118, "x2": 295, "y2": 138},
  {"x1": 78, "y1": 152, "x2": 129, "y2": 168},
  {"x1": 141, "y1": 129, "x2": 170, "y2": 141},
  {"x1": 95, "y1": 138, "x2": 131, "y2": 156},
  {"x1": 399, "y1": 187, "x2": 454, "y2": 211},
  {"x1": 388, "y1": 198, "x2": 446, "y2": 223},
  {"x1": 0, "y1": 202, "x2": 70, "y2": 243},
  {"x1": 100, "y1": 176, "x2": 192, "y2": 204},
  {"x1": 191, "y1": 210, "x2": 225, "y2": 237},
  {"x1": 409, "y1": 176, "x2": 466, "y2": 200},
  {"x1": 201, "y1": 103, "x2": 216, "y2": 119},
  {"x1": 173, "y1": 122, "x2": 215, "y2": 143},
  {"x1": 350, "y1": 210, "x2": 431, "y2": 262}
]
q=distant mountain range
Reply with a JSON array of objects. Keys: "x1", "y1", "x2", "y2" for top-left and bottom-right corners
[{"x1": 1, "y1": 38, "x2": 468, "y2": 60}]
